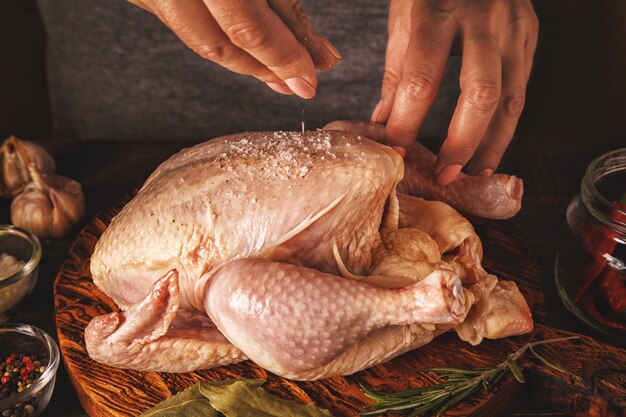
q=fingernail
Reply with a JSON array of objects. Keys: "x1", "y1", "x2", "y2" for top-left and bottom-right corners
[
  {"x1": 319, "y1": 37, "x2": 342, "y2": 59},
  {"x1": 285, "y1": 77, "x2": 316, "y2": 99},
  {"x1": 391, "y1": 146, "x2": 406, "y2": 158},
  {"x1": 435, "y1": 164, "x2": 462, "y2": 185},
  {"x1": 371, "y1": 99, "x2": 383, "y2": 123},
  {"x1": 477, "y1": 168, "x2": 493, "y2": 178},
  {"x1": 267, "y1": 82, "x2": 294, "y2": 95}
]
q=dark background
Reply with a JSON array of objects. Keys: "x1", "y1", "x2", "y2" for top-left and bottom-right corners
[
  {"x1": 0, "y1": 0, "x2": 50, "y2": 139},
  {"x1": 1, "y1": 1, "x2": 626, "y2": 140},
  {"x1": 1, "y1": 2, "x2": 625, "y2": 417}
]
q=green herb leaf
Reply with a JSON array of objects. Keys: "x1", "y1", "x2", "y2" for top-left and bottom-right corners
[
  {"x1": 619, "y1": 191, "x2": 626, "y2": 205},
  {"x1": 506, "y1": 354, "x2": 526, "y2": 383},
  {"x1": 426, "y1": 367, "x2": 486, "y2": 376},
  {"x1": 199, "y1": 378, "x2": 334, "y2": 417},
  {"x1": 138, "y1": 383, "x2": 222, "y2": 417},
  {"x1": 359, "y1": 337, "x2": 578, "y2": 416},
  {"x1": 435, "y1": 383, "x2": 481, "y2": 416},
  {"x1": 529, "y1": 345, "x2": 578, "y2": 378}
]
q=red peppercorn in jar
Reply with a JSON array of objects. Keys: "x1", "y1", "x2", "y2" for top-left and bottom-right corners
[{"x1": 556, "y1": 148, "x2": 626, "y2": 343}]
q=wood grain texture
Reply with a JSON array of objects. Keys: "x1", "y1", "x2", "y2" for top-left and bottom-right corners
[{"x1": 54, "y1": 203, "x2": 626, "y2": 417}]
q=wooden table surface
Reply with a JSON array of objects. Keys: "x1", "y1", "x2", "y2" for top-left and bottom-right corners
[{"x1": 1, "y1": 133, "x2": 624, "y2": 417}]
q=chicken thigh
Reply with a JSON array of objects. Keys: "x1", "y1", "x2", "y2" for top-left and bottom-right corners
[{"x1": 86, "y1": 130, "x2": 532, "y2": 380}]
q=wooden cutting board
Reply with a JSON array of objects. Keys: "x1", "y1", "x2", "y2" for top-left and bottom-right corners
[{"x1": 54, "y1": 204, "x2": 626, "y2": 417}]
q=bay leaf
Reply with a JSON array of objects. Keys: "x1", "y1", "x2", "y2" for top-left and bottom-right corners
[
  {"x1": 199, "y1": 379, "x2": 334, "y2": 417},
  {"x1": 138, "y1": 383, "x2": 222, "y2": 417}
]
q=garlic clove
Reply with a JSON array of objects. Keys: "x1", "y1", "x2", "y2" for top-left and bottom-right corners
[
  {"x1": 10, "y1": 185, "x2": 54, "y2": 238},
  {"x1": 0, "y1": 136, "x2": 56, "y2": 197},
  {"x1": 47, "y1": 176, "x2": 86, "y2": 239},
  {"x1": 11, "y1": 164, "x2": 85, "y2": 239}
]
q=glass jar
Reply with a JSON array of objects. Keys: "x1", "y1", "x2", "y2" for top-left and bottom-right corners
[{"x1": 555, "y1": 148, "x2": 626, "y2": 343}]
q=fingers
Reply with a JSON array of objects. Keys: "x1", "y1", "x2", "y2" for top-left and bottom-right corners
[
  {"x1": 466, "y1": 52, "x2": 525, "y2": 175},
  {"x1": 267, "y1": 82, "x2": 295, "y2": 95},
  {"x1": 135, "y1": 0, "x2": 330, "y2": 98},
  {"x1": 372, "y1": 0, "x2": 413, "y2": 124},
  {"x1": 267, "y1": 0, "x2": 341, "y2": 70},
  {"x1": 146, "y1": 0, "x2": 284, "y2": 86},
  {"x1": 383, "y1": 5, "x2": 457, "y2": 149},
  {"x1": 379, "y1": 0, "x2": 537, "y2": 184},
  {"x1": 465, "y1": 1, "x2": 538, "y2": 176},
  {"x1": 434, "y1": 33, "x2": 502, "y2": 185},
  {"x1": 205, "y1": 0, "x2": 318, "y2": 98}
]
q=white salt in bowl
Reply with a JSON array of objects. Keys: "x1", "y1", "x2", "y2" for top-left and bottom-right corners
[{"x1": 0, "y1": 225, "x2": 41, "y2": 313}]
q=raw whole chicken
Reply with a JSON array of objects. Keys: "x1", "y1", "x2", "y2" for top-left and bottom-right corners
[{"x1": 86, "y1": 121, "x2": 532, "y2": 380}]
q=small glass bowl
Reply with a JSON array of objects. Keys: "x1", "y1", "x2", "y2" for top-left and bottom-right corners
[
  {"x1": 0, "y1": 324, "x2": 60, "y2": 417},
  {"x1": 0, "y1": 225, "x2": 42, "y2": 313}
]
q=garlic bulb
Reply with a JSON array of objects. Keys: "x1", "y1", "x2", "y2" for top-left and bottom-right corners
[
  {"x1": 0, "y1": 136, "x2": 56, "y2": 197},
  {"x1": 11, "y1": 165, "x2": 85, "y2": 239}
]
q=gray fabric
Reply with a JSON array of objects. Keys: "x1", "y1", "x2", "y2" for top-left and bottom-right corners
[{"x1": 37, "y1": 0, "x2": 459, "y2": 141}]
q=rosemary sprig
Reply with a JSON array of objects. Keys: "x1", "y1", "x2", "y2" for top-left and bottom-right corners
[{"x1": 360, "y1": 336, "x2": 579, "y2": 417}]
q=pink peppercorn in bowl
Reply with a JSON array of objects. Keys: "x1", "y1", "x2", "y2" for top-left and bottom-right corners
[{"x1": 0, "y1": 324, "x2": 60, "y2": 417}]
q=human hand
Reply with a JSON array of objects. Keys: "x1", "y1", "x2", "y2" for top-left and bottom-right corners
[
  {"x1": 127, "y1": 0, "x2": 341, "y2": 99},
  {"x1": 372, "y1": 0, "x2": 538, "y2": 184}
]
